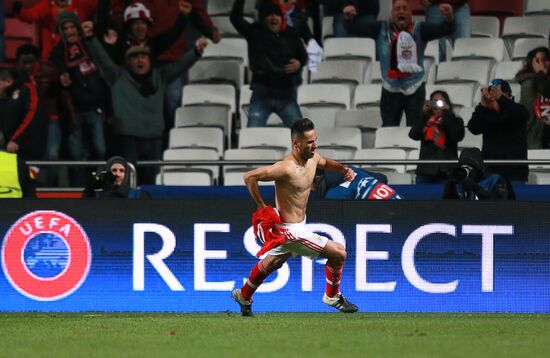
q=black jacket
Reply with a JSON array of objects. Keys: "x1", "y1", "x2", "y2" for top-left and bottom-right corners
[
  {"x1": 0, "y1": 74, "x2": 44, "y2": 159},
  {"x1": 231, "y1": 0, "x2": 308, "y2": 91},
  {"x1": 467, "y1": 97, "x2": 529, "y2": 182},
  {"x1": 409, "y1": 109, "x2": 465, "y2": 177},
  {"x1": 443, "y1": 148, "x2": 514, "y2": 200},
  {"x1": 49, "y1": 42, "x2": 108, "y2": 112}
]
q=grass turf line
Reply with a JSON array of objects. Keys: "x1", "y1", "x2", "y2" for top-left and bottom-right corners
[{"x1": 0, "y1": 313, "x2": 548, "y2": 357}]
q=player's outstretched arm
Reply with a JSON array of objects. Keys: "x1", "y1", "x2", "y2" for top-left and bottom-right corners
[
  {"x1": 317, "y1": 155, "x2": 355, "y2": 182},
  {"x1": 244, "y1": 162, "x2": 288, "y2": 209}
]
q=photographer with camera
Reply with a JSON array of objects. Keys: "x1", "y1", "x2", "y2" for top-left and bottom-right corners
[
  {"x1": 443, "y1": 148, "x2": 514, "y2": 200},
  {"x1": 409, "y1": 90, "x2": 465, "y2": 183},
  {"x1": 467, "y1": 79, "x2": 528, "y2": 183},
  {"x1": 82, "y1": 156, "x2": 149, "y2": 199}
]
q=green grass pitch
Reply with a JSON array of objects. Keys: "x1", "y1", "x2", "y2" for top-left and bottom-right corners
[{"x1": 0, "y1": 313, "x2": 548, "y2": 357}]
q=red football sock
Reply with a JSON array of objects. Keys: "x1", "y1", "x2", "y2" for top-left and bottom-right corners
[
  {"x1": 241, "y1": 261, "x2": 270, "y2": 302},
  {"x1": 325, "y1": 263, "x2": 343, "y2": 298}
]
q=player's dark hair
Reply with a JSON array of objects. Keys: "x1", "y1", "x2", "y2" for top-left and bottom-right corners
[{"x1": 291, "y1": 118, "x2": 315, "y2": 139}]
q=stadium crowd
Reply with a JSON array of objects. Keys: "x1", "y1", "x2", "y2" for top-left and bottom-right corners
[{"x1": 0, "y1": 0, "x2": 547, "y2": 192}]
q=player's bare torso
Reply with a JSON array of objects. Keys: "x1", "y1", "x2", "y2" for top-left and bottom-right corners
[{"x1": 274, "y1": 154, "x2": 319, "y2": 223}]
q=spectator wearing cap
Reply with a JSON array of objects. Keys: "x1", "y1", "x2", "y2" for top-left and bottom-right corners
[
  {"x1": 12, "y1": 0, "x2": 98, "y2": 60},
  {"x1": 108, "y1": 0, "x2": 220, "y2": 150},
  {"x1": 468, "y1": 79, "x2": 529, "y2": 183},
  {"x1": 96, "y1": 0, "x2": 192, "y2": 65},
  {"x1": 49, "y1": 11, "x2": 108, "y2": 185},
  {"x1": 83, "y1": 21, "x2": 208, "y2": 184},
  {"x1": 231, "y1": 0, "x2": 308, "y2": 127}
]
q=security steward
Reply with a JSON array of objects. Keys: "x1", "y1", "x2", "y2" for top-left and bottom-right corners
[{"x1": 0, "y1": 130, "x2": 36, "y2": 198}]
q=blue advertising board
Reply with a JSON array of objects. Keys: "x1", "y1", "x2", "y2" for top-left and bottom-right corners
[{"x1": 0, "y1": 200, "x2": 548, "y2": 312}]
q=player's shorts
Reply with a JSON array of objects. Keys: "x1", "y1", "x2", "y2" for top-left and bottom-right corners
[{"x1": 268, "y1": 217, "x2": 329, "y2": 259}]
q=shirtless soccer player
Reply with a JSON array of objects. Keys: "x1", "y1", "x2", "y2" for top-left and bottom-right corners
[{"x1": 231, "y1": 118, "x2": 359, "y2": 316}]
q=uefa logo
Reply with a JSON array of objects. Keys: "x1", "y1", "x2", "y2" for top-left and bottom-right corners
[{"x1": 1, "y1": 211, "x2": 92, "y2": 301}]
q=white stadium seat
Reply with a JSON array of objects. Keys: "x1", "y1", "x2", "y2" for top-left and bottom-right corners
[
  {"x1": 298, "y1": 84, "x2": 351, "y2": 128},
  {"x1": 162, "y1": 148, "x2": 220, "y2": 184},
  {"x1": 354, "y1": 148, "x2": 408, "y2": 173},
  {"x1": 315, "y1": 127, "x2": 362, "y2": 159},
  {"x1": 492, "y1": 61, "x2": 523, "y2": 83},
  {"x1": 511, "y1": 38, "x2": 549, "y2": 60},
  {"x1": 425, "y1": 84, "x2": 475, "y2": 110},
  {"x1": 374, "y1": 127, "x2": 419, "y2": 152},
  {"x1": 156, "y1": 171, "x2": 212, "y2": 186},
  {"x1": 169, "y1": 127, "x2": 225, "y2": 157},
  {"x1": 451, "y1": 38, "x2": 506, "y2": 63},
  {"x1": 471, "y1": 16, "x2": 500, "y2": 38},
  {"x1": 182, "y1": 84, "x2": 236, "y2": 114},
  {"x1": 323, "y1": 37, "x2": 376, "y2": 62},
  {"x1": 188, "y1": 60, "x2": 245, "y2": 88},
  {"x1": 238, "y1": 127, "x2": 291, "y2": 155},
  {"x1": 525, "y1": 0, "x2": 550, "y2": 16},
  {"x1": 458, "y1": 131, "x2": 483, "y2": 151},
  {"x1": 354, "y1": 84, "x2": 382, "y2": 108}
]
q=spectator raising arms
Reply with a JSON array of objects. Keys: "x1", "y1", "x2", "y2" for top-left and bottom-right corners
[
  {"x1": 96, "y1": 0, "x2": 192, "y2": 64},
  {"x1": 83, "y1": 21, "x2": 207, "y2": 185},
  {"x1": 346, "y1": 0, "x2": 455, "y2": 127},
  {"x1": 49, "y1": 12, "x2": 108, "y2": 185},
  {"x1": 13, "y1": 0, "x2": 98, "y2": 59},
  {"x1": 231, "y1": 0, "x2": 307, "y2": 127}
]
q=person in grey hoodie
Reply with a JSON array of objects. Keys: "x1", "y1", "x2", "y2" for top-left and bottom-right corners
[{"x1": 82, "y1": 20, "x2": 207, "y2": 184}]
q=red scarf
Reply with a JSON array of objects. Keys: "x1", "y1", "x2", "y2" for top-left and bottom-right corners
[
  {"x1": 64, "y1": 40, "x2": 97, "y2": 76},
  {"x1": 424, "y1": 114, "x2": 446, "y2": 149},
  {"x1": 534, "y1": 93, "x2": 550, "y2": 126}
]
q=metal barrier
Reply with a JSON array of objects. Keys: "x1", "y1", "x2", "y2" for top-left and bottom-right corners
[{"x1": 27, "y1": 159, "x2": 550, "y2": 189}]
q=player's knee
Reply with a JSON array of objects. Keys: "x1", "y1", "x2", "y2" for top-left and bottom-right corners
[
  {"x1": 332, "y1": 243, "x2": 347, "y2": 263},
  {"x1": 263, "y1": 255, "x2": 286, "y2": 272}
]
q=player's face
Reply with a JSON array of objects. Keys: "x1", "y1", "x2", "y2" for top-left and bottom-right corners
[
  {"x1": 110, "y1": 163, "x2": 126, "y2": 186},
  {"x1": 298, "y1": 129, "x2": 317, "y2": 160},
  {"x1": 130, "y1": 19, "x2": 149, "y2": 41},
  {"x1": 392, "y1": 0, "x2": 412, "y2": 30}
]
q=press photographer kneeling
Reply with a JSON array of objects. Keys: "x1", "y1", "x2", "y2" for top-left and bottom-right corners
[
  {"x1": 443, "y1": 148, "x2": 514, "y2": 200},
  {"x1": 83, "y1": 156, "x2": 149, "y2": 199}
]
